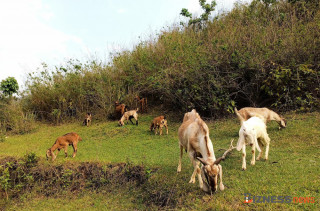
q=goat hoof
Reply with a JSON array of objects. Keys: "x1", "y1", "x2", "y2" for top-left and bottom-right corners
[
  {"x1": 177, "y1": 167, "x2": 181, "y2": 173},
  {"x1": 242, "y1": 167, "x2": 246, "y2": 171},
  {"x1": 189, "y1": 179, "x2": 195, "y2": 184},
  {"x1": 251, "y1": 161, "x2": 255, "y2": 165}
]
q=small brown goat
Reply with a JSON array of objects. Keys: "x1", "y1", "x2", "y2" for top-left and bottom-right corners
[
  {"x1": 118, "y1": 109, "x2": 139, "y2": 126},
  {"x1": 115, "y1": 101, "x2": 128, "y2": 119},
  {"x1": 135, "y1": 96, "x2": 148, "y2": 113},
  {"x1": 83, "y1": 113, "x2": 92, "y2": 127},
  {"x1": 235, "y1": 107, "x2": 287, "y2": 129},
  {"x1": 150, "y1": 116, "x2": 168, "y2": 135},
  {"x1": 46, "y1": 132, "x2": 82, "y2": 161}
]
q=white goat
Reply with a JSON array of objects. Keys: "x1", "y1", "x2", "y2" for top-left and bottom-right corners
[
  {"x1": 236, "y1": 116, "x2": 271, "y2": 170},
  {"x1": 235, "y1": 107, "x2": 286, "y2": 129},
  {"x1": 177, "y1": 109, "x2": 225, "y2": 193}
]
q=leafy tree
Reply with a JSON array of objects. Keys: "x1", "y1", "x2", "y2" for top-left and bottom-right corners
[
  {"x1": 180, "y1": 0, "x2": 217, "y2": 29},
  {"x1": 0, "y1": 77, "x2": 19, "y2": 96}
]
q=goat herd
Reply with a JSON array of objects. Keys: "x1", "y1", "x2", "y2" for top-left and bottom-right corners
[{"x1": 46, "y1": 98, "x2": 287, "y2": 194}]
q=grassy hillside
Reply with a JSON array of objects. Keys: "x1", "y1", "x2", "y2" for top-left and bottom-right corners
[
  {"x1": 21, "y1": 0, "x2": 320, "y2": 125},
  {"x1": 1, "y1": 111, "x2": 319, "y2": 210}
]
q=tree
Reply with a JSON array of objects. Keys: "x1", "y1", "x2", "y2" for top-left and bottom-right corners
[
  {"x1": 0, "y1": 77, "x2": 19, "y2": 96},
  {"x1": 180, "y1": 0, "x2": 217, "y2": 29}
]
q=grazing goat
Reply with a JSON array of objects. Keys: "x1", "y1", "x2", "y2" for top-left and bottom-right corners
[
  {"x1": 135, "y1": 96, "x2": 148, "y2": 113},
  {"x1": 83, "y1": 113, "x2": 92, "y2": 127},
  {"x1": 118, "y1": 109, "x2": 139, "y2": 126},
  {"x1": 114, "y1": 101, "x2": 128, "y2": 119},
  {"x1": 150, "y1": 116, "x2": 168, "y2": 135},
  {"x1": 235, "y1": 107, "x2": 286, "y2": 129},
  {"x1": 177, "y1": 109, "x2": 229, "y2": 193},
  {"x1": 46, "y1": 132, "x2": 82, "y2": 161},
  {"x1": 236, "y1": 116, "x2": 271, "y2": 170}
]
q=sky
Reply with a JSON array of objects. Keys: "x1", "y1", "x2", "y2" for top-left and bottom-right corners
[{"x1": 0, "y1": 0, "x2": 251, "y2": 90}]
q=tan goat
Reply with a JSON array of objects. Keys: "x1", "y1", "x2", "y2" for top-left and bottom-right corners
[
  {"x1": 150, "y1": 116, "x2": 168, "y2": 135},
  {"x1": 118, "y1": 109, "x2": 139, "y2": 126},
  {"x1": 177, "y1": 109, "x2": 231, "y2": 193},
  {"x1": 235, "y1": 107, "x2": 286, "y2": 129},
  {"x1": 46, "y1": 132, "x2": 82, "y2": 161}
]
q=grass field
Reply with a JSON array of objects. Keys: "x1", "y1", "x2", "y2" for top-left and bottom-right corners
[{"x1": 1, "y1": 111, "x2": 319, "y2": 210}]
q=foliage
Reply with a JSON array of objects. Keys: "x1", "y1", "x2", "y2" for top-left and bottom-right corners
[
  {"x1": 0, "y1": 77, "x2": 19, "y2": 97},
  {"x1": 0, "y1": 98, "x2": 36, "y2": 134},
  {"x1": 23, "y1": 0, "x2": 320, "y2": 122},
  {"x1": 180, "y1": 0, "x2": 217, "y2": 29}
]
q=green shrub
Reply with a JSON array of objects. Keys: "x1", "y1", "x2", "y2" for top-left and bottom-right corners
[
  {"x1": 23, "y1": 0, "x2": 320, "y2": 121},
  {"x1": 0, "y1": 98, "x2": 36, "y2": 134}
]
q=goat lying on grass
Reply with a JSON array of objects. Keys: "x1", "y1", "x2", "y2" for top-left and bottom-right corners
[
  {"x1": 236, "y1": 116, "x2": 271, "y2": 170},
  {"x1": 83, "y1": 113, "x2": 92, "y2": 127},
  {"x1": 177, "y1": 109, "x2": 234, "y2": 193},
  {"x1": 118, "y1": 109, "x2": 139, "y2": 126},
  {"x1": 235, "y1": 107, "x2": 286, "y2": 129},
  {"x1": 150, "y1": 116, "x2": 168, "y2": 135},
  {"x1": 46, "y1": 132, "x2": 82, "y2": 161}
]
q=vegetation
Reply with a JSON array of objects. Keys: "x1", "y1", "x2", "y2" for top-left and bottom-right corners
[
  {"x1": 1, "y1": 0, "x2": 320, "y2": 208},
  {"x1": 0, "y1": 111, "x2": 319, "y2": 210},
  {"x1": 0, "y1": 76, "x2": 35, "y2": 135},
  {"x1": 0, "y1": 77, "x2": 19, "y2": 97},
  {"x1": 20, "y1": 0, "x2": 320, "y2": 123}
]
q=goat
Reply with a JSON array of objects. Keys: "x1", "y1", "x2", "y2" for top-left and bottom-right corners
[
  {"x1": 135, "y1": 96, "x2": 148, "y2": 113},
  {"x1": 46, "y1": 132, "x2": 82, "y2": 161},
  {"x1": 236, "y1": 116, "x2": 271, "y2": 170},
  {"x1": 118, "y1": 108, "x2": 139, "y2": 126},
  {"x1": 115, "y1": 101, "x2": 128, "y2": 119},
  {"x1": 83, "y1": 112, "x2": 92, "y2": 127},
  {"x1": 150, "y1": 116, "x2": 168, "y2": 135},
  {"x1": 177, "y1": 109, "x2": 233, "y2": 193},
  {"x1": 235, "y1": 107, "x2": 286, "y2": 129}
]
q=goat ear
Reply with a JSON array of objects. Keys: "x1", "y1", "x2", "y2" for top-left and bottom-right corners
[
  {"x1": 196, "y1": 157, "x2": 208, "y2": 165},
  {"x1": 236, "y1": 136, "x2": 244, "y2": 151}
]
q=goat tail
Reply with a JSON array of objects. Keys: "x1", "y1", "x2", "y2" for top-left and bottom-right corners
[{"x1": 234, "y1": 107, "x2": 245, "y2": 123}]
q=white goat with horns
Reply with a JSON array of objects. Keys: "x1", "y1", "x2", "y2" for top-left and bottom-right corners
[{"x1": 177, "y1": 109, "x2": 234, "y2": 193}]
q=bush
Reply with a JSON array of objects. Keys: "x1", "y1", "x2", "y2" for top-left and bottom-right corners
[
  {"x1": 23, "y1": 0, "x2": 320, "y2": 121},
  {"x1": 0, "y1": 98, "x2": 36, "y2": 134}
]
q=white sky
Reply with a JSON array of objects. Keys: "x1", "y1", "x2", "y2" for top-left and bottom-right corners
[{"x1": 0, "y1": 0, "x2": 251, "y2": 90}]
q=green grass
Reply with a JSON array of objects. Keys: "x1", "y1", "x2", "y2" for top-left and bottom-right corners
[{"x1": 1, "y1": 112, "x2": 319, "y2": 210}]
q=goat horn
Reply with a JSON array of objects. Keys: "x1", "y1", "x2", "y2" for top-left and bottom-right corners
[
  {"x1": 196, "y1": 157, "x2": 209, "y2": 166},
  {"x1": 213, "y1": 157, "x2": 224, "y2": 165},
  {"x1": 214, "y1": 139, "x2": 236, "y2": 165}
]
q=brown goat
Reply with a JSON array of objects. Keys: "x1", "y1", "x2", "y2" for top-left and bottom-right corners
[
  {"x1": 135, "y1": 96, "x2": 148, "y2": 113},
  {"x1": 46, "y1": 132, "x2": 82, "y2": 161},
  {"x1": 150, "y1": 116, "x2": 168, "y2": 135},
  {"x1": 83, "y1": 113, "x2": 92, "y2": 127},
  {"x1": 115, "y1": 101, "x2": 128, "y2": 119}
]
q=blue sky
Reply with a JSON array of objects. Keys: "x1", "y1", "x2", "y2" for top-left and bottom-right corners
[{"x1": 0, "y1": 0, "x2": 251, "y2": 89}]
